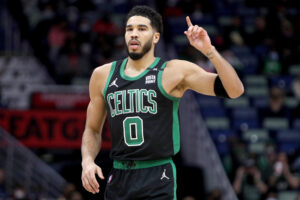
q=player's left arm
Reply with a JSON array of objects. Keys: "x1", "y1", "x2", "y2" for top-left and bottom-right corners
[{"x1": 182, "y1": 16, "x2": 244, "y2": 99}]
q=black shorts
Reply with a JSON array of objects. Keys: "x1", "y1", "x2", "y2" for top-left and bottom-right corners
[{"x1": 104, "y1": 158, "x2": 177, "y2": 200}]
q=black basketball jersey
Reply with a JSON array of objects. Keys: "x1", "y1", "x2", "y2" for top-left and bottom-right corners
[{"x1": 103, "y1": 57, "x2": 181, "y2": 161}]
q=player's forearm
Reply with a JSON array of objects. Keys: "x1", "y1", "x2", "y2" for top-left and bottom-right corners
[
  {"x1": 255, "y1": 179, "x2": 268, "y2": 193},
  {"x1": 233, "y1": 178, "x2": 242, "y2": 193},
  {"x1": 81, "y1": 129, "x2": 102, "y2": 166},
  {"x1": 206, "y1": 46, "x2": 244, "y2": 98},
  {"x1": 284, "y1": 171, "x2": 300, "y2": 189}
]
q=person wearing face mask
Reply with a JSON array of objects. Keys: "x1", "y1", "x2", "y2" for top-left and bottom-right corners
[
  {"x1": 233, "y1": 158, "x2": 268, "y2": 200},
  {"x1": 268, "y1": 152, "x2": 300, "y2": 192}
]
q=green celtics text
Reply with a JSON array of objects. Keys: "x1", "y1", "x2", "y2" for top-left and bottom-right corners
[{"x1": 106, "y1": 89, "x2": 157, "y2": 117}]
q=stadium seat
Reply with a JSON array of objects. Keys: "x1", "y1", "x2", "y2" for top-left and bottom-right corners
[
  {"x1": 248, "y1": 142, "x2": 266, "y2": 154},
  {"x1": 233, "y1": 118, "x2": 260, "y2": 130},
  {"x1": 276, "y1": 130, "x2": 300, "y2": 142},
  {"x1": 244, "y1": 75, "x2": 268, "y2": 87},
  {"x1": 246, "y1": 86, "x2": 269, "y2": 97},
  {"x1": 242, "y1": 129, "x2": 269, "y2": 143},
  {"x1": 284, "y1": 97, "x2": 299, "y2": 109},
  {"x1": 252, "y1": 97, "x2": 269, "y2": 108},
  {"x1": 205, "y1": 117, "x2": 230, "y2": 130},
  {"x1": 201, "y1": 107, "x2": 227, "y2": 118},
  {"x1": 263, "y1": 118, "x2": 289, "y2": 130},
  {"x1": 278, "y1": 191, "x2": 298, "y2": 200},
  {"x1": 225, "y1": 97, "x2": 249, "y2": 108},
  {"x1": 215, "y1": 142, "x2": 230, "y2": 156},
  {"x1": 239, "y1": 55, "x2": 259, "y2": 74},
  {"x1": 288, "y1": 64, "x2": 300, "y2": 76},
  {"x1": 197, "y1": 95, "x2": 223, "y2": 108},
  {"x1": 293, "y1": 118, "x2": 300, "y2": 129},
  {"x1": 270, "y1": 76, "x2": 294, "y2": 92},
  {"x1": 232, "y1": 107, "x2": 258, "y2": 119},
  {"x1": 278, "y1": 142, "x2": 300, "y2": 154},
  {"x1": 210, "y1": 130, "x2": 236, "y2": 143}
]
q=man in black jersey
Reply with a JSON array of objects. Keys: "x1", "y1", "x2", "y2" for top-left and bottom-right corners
[{"x1": 81, "y1": 5, "x2": 244, "y2": 199}]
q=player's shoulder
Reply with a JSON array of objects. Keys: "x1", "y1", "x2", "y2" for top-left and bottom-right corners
[
  {"x1": 165, "y1": 59, "x2": 196, "y2": 72},
  {"x1": 89, "y1": 62, "x2": 114, "y2": 87},
  {"x1": 93, "y1": 62, "x2": 113, "y2": 77}
]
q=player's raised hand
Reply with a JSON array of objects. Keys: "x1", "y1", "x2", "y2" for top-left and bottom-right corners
[
  {"x1": 81, "y1": 162, "x2": 104, "y2": 194},
  {"x1": 184, "y1": 16, "x2": 213, "y2": 56}
]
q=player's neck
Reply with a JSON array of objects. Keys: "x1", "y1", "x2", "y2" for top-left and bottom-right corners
[{"x1": 127, "y1": 52, "x2": 156, "y2": 71}]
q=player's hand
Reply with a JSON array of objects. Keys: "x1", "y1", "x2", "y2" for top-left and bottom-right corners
[
  {"x1": 81, "y1": 162, "x2": 104, "y2": 194},
  {"x1": 184, "y1": 16, "x2": 213, "y2": 56}
]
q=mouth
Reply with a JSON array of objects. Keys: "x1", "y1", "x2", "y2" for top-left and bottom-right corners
[{"x1": 128, "y1": 40, "x2": 141, "y2": 50}]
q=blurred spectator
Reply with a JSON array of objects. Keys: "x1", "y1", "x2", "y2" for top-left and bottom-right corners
[
  {"x1": 207, "y1": 188, "x2": 222, "y2": 200},
  {"x1": 264, "y1": 189, "x2": 278, "y2": 200},
  {"x1": 228, "y1": 136, "x2": 248, "y2": 173},
  {"x1": 58, "y1": 182, "x2": 76, "y2": 200},
  {"x1": 249, "y1": 16, "x2": 270, "y2": 47},
  {"x1": 0, "y1": 169, "x2": 7, "y2": 197},
  {"x1": 292, "y1": 75, "x2": 300, "y2": 99},
  {"x1": 260, "y1": 86, "x2": 289, "y2": 119},
  {"x1": 291, "y1": 149, "x2": 300, "y2": 174},
  {"x1": 224, "y1": 16, "x2": 246, "y2": 48},
  {"x1": 277, "y1": 19, "x2": 298, "y2": 72},
  {"x1": 263, "y1": 50, "x2": 282, "y2": 76},
  {"x1": 92, "y1": 15, "x2": 118, "y2": 36},
  {"x1": 48, "y1": 18, "x2": 71, "y2": 62},
  {"x1": 233, "y1": 158, "x2": 268, "y2": 200},
  {"x1": 91, "y1": 34, "x2": 115, "y2": 67},
  {"x1": 56, "y1": 37, "x2": 90, "y2": 84},
  {"x1": 268, "y1": 152, "x2": 300, "y2": 191},
  {"x1": 12, "y1": 185, "x2": 28, "y2": 200},
  {"x1": 69, "y1": 191, "x2": 83, "y2": 200},
  {"x1": 163, "y1": 0, "x2": 183, "y2": 17},
  {"x1": 261, "y1": 144, "x2": 278, "y2": 182},
  {"x1": 183, "y1": 196, "x2": 196, "y2": 200}
]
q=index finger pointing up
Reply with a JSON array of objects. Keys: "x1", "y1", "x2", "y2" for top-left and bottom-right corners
[{"x1": 186, "y1": 16, "x2": 193, "y2": 27}]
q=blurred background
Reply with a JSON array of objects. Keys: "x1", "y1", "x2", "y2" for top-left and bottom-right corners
[{"x1": 0, "y1": 0, "x2": 300, "y2": 200}]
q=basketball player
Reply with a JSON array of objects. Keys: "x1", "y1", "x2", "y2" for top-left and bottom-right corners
[{"x1": 81, "y1": 5, "x2": 244, "y2": 199}]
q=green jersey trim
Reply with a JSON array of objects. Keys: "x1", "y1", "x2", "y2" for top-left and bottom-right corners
[
  {"x1": 113, "y1": 157, "x2": 172, "y2": 169},
  {"x1": 120, "y1": 57, "x2": 160, "y2": 81},
  {"x1": 158, "y1": 61, "x2": 181, "y2": 154},
  {"x1": 172, "y1": 100, "x2": 180, "y2": 154},
  {"x1": 103, "y1": 61, "x2": 117, "y2": 98},
  {"x1": 170, "y1": 160, "x2": 177, "y2": 200},
  {"x1": 157, "y1": 61, "x2": 180, "y2": 101}
]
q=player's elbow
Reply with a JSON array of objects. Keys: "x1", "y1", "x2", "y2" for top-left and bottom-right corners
[{"x1": 229, "y1": 84, "x2": 244, "y2": 99}]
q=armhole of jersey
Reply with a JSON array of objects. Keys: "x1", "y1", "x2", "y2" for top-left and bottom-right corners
[
  {"x1": 157, "y1": 61, "x2": 181, "y2": 154},
  {"x1": 103, "y1": 61, "x2": 117, "y2": 99},
  {"x1": 157, "y1": 61, "x2": 181, "y2": 101}
]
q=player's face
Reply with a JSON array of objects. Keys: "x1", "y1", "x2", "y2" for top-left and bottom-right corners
[{"x1": 125, "y1": 16, "x2": 158, "y2": 60}]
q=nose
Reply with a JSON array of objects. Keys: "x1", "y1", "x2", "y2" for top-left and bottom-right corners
[{"x1": 130, "y1": 28, "x2": 139, "y2": 39}]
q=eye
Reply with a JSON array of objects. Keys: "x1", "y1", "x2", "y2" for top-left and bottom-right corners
[
  {"x1": 139, "y1": 27, "x2": 146, "y2": 31},
  {"x1": 126, "y1": 28, "x2": 133, "y2": 31}
]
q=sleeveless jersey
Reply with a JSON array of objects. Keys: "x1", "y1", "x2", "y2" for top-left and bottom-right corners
[{"x1": 103, "y1": 57, "x2": 181, "y2": 161}]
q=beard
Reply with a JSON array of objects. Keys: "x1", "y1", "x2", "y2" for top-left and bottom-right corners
[{"x1": 126, "y1": 37, "x2": 153, "y2": 60}]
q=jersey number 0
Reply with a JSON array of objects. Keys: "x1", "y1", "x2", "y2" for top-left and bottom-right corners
[{"x1": 123, "y1": 116, "x2": 144, "y2": 146}]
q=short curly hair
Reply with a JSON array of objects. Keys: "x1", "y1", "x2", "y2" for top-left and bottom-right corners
[{"x1": 126, "y1": 5, "x2": 163, "y2": 35}]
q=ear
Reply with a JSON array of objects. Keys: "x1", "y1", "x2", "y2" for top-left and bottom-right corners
[{"x1": 153, "y1": 32, "x2": 160, "y2": 44}]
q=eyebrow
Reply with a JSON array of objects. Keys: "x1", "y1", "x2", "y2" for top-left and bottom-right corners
[{"x1": 126, "y1": 24, "x2": 149, "y2": 28}]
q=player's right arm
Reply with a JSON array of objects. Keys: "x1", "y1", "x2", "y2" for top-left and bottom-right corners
[{"x1": 81, "y1": 63, "x2": 111, "y2": 194}]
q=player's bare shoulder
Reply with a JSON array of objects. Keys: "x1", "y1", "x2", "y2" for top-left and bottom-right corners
[
  {"x1": 164, "y1": 59, "x2": 194, "y2": 79},
  {"x1": 90, "y1": 62, "x2": 113, "y2": 95},
  {"x1": 93, "y1": 62, "x2": 112, "y2": 79}
]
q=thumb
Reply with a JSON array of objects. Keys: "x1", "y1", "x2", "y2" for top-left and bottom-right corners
[{"x1": 96, "y1": 167, "x2": 105, "y2": 179}]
